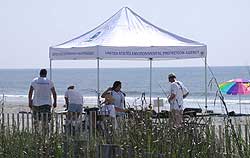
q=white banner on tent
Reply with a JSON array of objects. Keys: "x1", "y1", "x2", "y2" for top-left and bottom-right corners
[
  {"x1": 49, "y1": 47, "x2": 97, "y2": 60},
  {"x1": 99, "y1": 46, "x2": 206, "y2": 59},
  {"x1": 50, "y1": 46, "x2": 206, "y2": 60}
]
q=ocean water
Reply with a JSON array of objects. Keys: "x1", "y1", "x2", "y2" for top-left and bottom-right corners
[{"x1": 1, "y1": 66, "x2": 250, "y2": 114}]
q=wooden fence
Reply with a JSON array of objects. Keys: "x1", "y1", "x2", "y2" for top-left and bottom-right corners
[{"x1": 1, "y1": 111, "x2": 250, "y2": 157}]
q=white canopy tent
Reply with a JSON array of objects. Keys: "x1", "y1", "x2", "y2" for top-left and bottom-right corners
[{"x1": 49, "y1": 7, "x2": 207, "y2": 107}]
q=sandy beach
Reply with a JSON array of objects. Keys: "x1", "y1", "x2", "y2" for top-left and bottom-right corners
[{"x1": 0, "y1": 95, "x2": 168, "y2": 114}]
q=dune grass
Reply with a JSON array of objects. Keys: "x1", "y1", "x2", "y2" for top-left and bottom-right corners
[{"x1": 1, "y1": 111, "x2": 250, "y2": 158}]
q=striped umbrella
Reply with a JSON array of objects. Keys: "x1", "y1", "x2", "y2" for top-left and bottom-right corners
[{"x1": 219, "y1": 78, "x2": 250, "y2": 113}]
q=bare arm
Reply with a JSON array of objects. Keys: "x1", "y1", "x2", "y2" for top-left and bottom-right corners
[
  {"x1": 51, "y1": 87, "x2": 57, "y2": 108},
  {"x1": 28, "y1": 86, "x2": 34, "y2": 109},
  {"x1": 101, "y1": 87, "x2": 112, "y2": 98},
  {"x1": 168, "y1": 93, "x2": 176, "y2": 103}
]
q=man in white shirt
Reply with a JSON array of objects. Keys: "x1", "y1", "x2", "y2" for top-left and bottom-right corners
[
  {"x1": 167, "y1": 73, "x2": 189, "y2": 126},
  {"x1": 28, "y1": 69, "x2": 57, "y2": 124}
]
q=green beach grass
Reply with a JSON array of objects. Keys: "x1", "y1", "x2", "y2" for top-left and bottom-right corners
[{"x1": 1, "y1": 111, "x2": 250, "y2": 158}]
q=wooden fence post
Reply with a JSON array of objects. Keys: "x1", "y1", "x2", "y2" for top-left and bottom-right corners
[
  {"x1": 218, "y1": 125, "x2": 222, "y2": 155},
  {"x1": 7, "y1": 113, "x2": 10, "y2": 132},
  {"x1": 245, "y1": 124, "x2": 248, "y2": 156},
  {"x1": 27, "y1": 113, "x2": 29, "y2": 132},
  {"x1": 21, "y1": 113, "x2": 24, "y2": 131},
  {"x1": 17, "y1": 113, "x2": 20, "y2": 132},
  {"x1": 89, "y1": 110, "x2": 97, "y2": 140},
  {"x1": 55, "y1": 113, "x2": 59, "y2": 134},
  {"x1": 12, "y1": 113, "x2": 15, "y2": 132},
  {"x1": 98, "y1": 144, "x2": 120, "y2": 158},
  {"x1": 60, "y1": 114, "x2": 64, "y2": 133}
]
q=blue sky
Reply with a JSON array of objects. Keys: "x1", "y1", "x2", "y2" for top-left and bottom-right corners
[{"x1": 1, "y1": 0, "x2": 250, "y2": 68}]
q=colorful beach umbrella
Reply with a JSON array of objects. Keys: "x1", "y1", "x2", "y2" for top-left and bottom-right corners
[
  {"x1": 219, "y1": 78, "x2": 250, "y2": 95},
  {"x1": 219, "y1": 78, "x2": 250, "y2": 113}
]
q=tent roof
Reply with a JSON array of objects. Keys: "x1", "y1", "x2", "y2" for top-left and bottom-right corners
[{"x1": 49, "y1": 7, "x2": 207, "y2": 60}]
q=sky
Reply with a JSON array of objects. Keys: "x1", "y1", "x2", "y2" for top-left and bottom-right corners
[{"x1": 1, "y1": 0, "x2": 250, "y2": 69}]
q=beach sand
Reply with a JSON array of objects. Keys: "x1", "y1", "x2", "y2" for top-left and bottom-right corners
[{"x1": 1, "y1": 99, "x2": 66, "y2": 114}]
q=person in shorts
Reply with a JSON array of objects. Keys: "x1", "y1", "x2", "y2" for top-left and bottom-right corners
[
  {"x1": 28, "y1": 69, "x2": 57, "y2": 128},
  {"x1": 167, "y1": 73, "x2": 189, "y2": 127},
  {"x1": 64, "y1": 85, "x2": 84, "y2": 120}
]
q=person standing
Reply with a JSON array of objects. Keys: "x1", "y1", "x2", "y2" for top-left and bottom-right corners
[
  {"x1": 100, "y1": 93, "x2": 118, "y2": 128},
  {"x1": 101, "y1": 81, "x2": 126, "y2": 113},
  {"x1": 167, "y1": 73, "x2": 189, "y2": 126},
  {"x1": 28, "y1": 69, "x2": 57, "y2": 128},
  {"x1": 64, "y1": 85, "x2": 84, "y2": 119},
  {"x1": 64, "y1": 85, "x2": 83, "y2": 135}
]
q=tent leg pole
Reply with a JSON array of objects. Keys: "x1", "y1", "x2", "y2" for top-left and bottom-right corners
[
  {"x1": 50, "y1": 59, "x2": 52, "y2": 80},
  {"x1": 205, "y1": 57, "x2": 208, "y2": 111},
  {"x1": 149, "y1": 58, "x2": 152, "y2": 109},
  {"x1": 97, "y1": 58, "x2": 100, "y2": 107}
]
